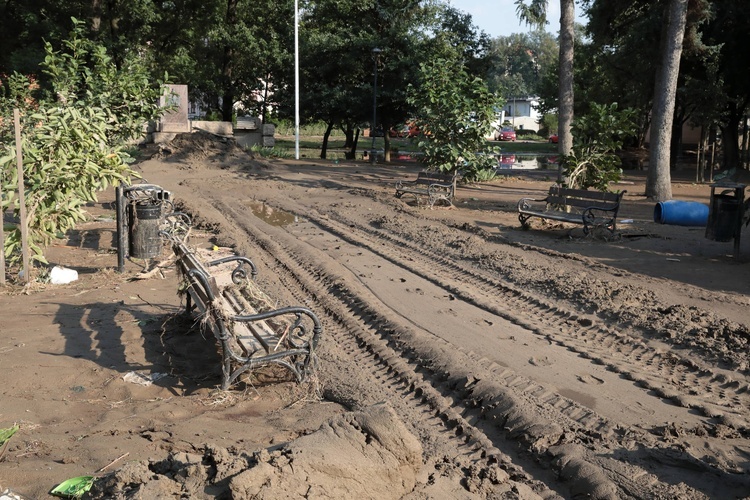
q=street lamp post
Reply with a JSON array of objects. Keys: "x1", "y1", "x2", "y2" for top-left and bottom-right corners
[{"x1": 370, "y1": 47, "x2": 382, "y2": 163}]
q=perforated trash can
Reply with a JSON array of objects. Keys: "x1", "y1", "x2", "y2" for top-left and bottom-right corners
[
  {"x1": 705, "y1": 193, "x2": 740, "y2": 242},
  {"x1": 128, "y1": 202, "x2": 163, "y2": 259}
]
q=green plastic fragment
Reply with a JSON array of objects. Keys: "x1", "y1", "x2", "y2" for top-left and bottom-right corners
[
  {"x1": 0, "y1": 425, "x2": 19, "y2": 447},
  {"x1": 49, "y1": 476, "x2": 95, "y2": 499}
]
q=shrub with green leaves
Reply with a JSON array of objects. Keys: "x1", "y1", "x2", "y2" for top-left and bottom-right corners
[
  {"x1": 1, "y1": 19, "x2": 169, "y2": 270},
  {"x1": 561, "y1": 102, "x2": 637, "y2": 191},
  {"x1": 407, "y1": 57, "x2": 503, "y2": 182}
]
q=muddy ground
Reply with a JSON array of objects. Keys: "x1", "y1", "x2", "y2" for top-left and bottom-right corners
[{"x1": 1, "y1": 132, "x2": 750, "y2": 499}]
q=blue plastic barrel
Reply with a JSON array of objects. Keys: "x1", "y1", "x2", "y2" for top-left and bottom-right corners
[{"x1": 653, "y1": 200, "x2": 709, "y2": 226}]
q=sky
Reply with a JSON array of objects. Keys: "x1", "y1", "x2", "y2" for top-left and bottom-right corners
[{"x1": 449, "y1": 0, "x2": 582, "y2": 39}]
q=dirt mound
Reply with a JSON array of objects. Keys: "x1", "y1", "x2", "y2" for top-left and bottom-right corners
[
  {"x1": 87, "y1": 403, "x2": 421, "y2": 499},
  {"x1": 151, "y1": 130, "x2": 250, "y2": 166}
]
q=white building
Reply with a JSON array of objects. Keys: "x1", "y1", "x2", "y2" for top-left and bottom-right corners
[{"x1": 503, "y1": 96, "x2": 542, "y2": 132}]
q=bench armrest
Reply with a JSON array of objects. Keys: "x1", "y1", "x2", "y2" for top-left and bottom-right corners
[
  {"x1": 233, "y1": 306, "x2": 323, "y2": 352},
  {"x1": 517, "y1": 196, "x2": 548, "y2": 211},
  {"x1": 206, "y1": 255, "x2": 258, "y2": 283},
  {"x1": 395, "y1": 178, "x2": 417, "y2": 189}
]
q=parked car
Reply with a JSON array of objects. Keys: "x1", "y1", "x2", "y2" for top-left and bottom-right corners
[
  {"x1": 495, "y1": 128, "x2": 516, "y2": 141},
  {"x1": 548, "y1": 133, "x2": 558, "y2": 144},
  {"x1": 389, "y1": 126, "x2": 409, "y2": 138},
  {"x1": 497, "y1": 154, "x2": 516, "y2": 169}
]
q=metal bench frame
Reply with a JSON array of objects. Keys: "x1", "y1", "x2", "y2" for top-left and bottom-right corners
[
  {"x1": 517, "y1": 186, "x2": 626, "y2": 235},
  {"x1": 395, "y1": 171, "x2": 457, "y2": 208},
  {"x1": 169, "y1": 236, "x2": 322, "y2": 390}
]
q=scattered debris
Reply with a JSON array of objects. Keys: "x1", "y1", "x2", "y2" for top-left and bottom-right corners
[
  {"x1": 122, "y1": 372, "x2": 168, "y2": 386},
  {"x1": 49, "y1": 476, "x2": 95, "y2": 499},
  {"x1": 49, "y1": 266, "x2": 78, "y2": 284}
]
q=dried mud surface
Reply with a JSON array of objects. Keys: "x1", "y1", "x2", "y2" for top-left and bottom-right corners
[{"x1": 1, "y1": 133, "x2": 750, "y2": 499}]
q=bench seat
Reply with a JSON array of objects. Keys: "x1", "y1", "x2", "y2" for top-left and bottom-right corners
[
  {"x1": 395, "y1": 171, "x2": 457, "y2": 208},
  {"x1": 173, "y1": 242, "x2": 322, "y2": 390},
  {"x1": 517, "y1": 186, "x2": 626, "y2": 235}
]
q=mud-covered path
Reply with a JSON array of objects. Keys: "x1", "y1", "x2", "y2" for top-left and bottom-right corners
[{"x1": 135, "y1": 141, "x2": 750, "y2": 499}]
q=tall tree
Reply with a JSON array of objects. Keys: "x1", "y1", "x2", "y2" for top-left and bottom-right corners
[
  {"x1": 515, "y1": 0, "x2": 576, "y2": 156},
  {"x1": 646, "y1": 0, "x2": 688, "y2": 200},
  {"x1": 407, "y1": 53, "x2": 502, "y2": 179},
  {"x1": 487, "y1": 30, "x2": 558, "y2": 98},
  {"x1": 297, "y1": 0, "x2": 435, "y2": 160}
]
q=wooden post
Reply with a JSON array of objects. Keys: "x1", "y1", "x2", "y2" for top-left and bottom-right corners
[
  {"x1": 14, "y1": 109, "x2": 30, "y2": 283},
  {"x1": 0, "y1": 152, "x2": 4, "y2": 286}
]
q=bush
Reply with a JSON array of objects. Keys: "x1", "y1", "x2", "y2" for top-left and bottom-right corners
[
  {"x1": 0, "y1": 19, "x2": 169, "y2": 271},
  {"x1": 407, "y1": 56, "x2": 502, "y2": 180},
  {"x1": 561, "y1": 103, "x2": 637, "y2": 191}
]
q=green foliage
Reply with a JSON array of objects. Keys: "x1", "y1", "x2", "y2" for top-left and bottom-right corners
[
  {"x1": 540, "y1": 113, "x2": 558, "y2": 135},
  {"x1": 248, "y1": 144, "x2": 293, "y2": 159},
  {"x1": 42, "y1": 18, "x2": 169, "y2": 145},
  {"x1": 407, "y1": 56, "x2": 503, "y2": 182},
  {"x1": 467, "y1": 167, "x2": 497, "y2": 183},
  {"x1": 274, "y1": 120, "x2": 345, "y2": 137},
  {"x1": 561, "y1": 102, "x2": 637, "y2": 191},
  {"x1": 1, "y1": 21, "x2": 168, "y2": 270},
  {"x1": 487, "y1": 31, "x2": 558, "y2": 97}
]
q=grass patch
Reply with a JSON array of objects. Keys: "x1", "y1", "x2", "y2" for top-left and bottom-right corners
[{"x1": 271, "y1": 134, "x2": 557, "y2": 160}]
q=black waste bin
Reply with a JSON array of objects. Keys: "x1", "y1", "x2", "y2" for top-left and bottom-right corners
[
  {"x1": 705, "y1": 193, "x2": 741, "y2": 242},
  {"x1": 128, "y1": 201, "x2": 163, "y2": 259}
]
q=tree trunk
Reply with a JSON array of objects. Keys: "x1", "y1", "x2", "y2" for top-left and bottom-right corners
[
  {"x1": 741, "y1": 116, "x2": 749, "y2": 170},
  {"x1": 221, "y1": 0, "x2": 239, "y2": 122},
  {"x1": 721, "y1": 101, "x2": 743, "y2": 170},
  {"x1": 646, "y1": 0, "x2": 688, "y2": 201},
  {"x1": 91, "y1": 0, "x2": 102, "y2": 32},
  {"x1": 320, "y1": 121, "x2": 334, "y2": 159},
  {"x1": 383, "y1": 122, "x2": 391, "y2": 162},
  {"x1": 346, "y1": 129, "x2": 360, "y2": 160},
  {"x1": 343, "y1": 123, "x2": 355, "y2": 149},
  {"x1": 557, "y1": 0, "x2": 575, "y2": 158}
]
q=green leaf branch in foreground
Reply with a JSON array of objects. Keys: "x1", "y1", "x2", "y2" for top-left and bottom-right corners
[
  {"x1": 561, "y1": 102, "x2": 637, "y2": 191},
  {"x1": 407, "y1": 56, "x2": 503, "y2": 182},
  {"x1": 1, "y1": 20, "x2": 169, "y2": 272}
]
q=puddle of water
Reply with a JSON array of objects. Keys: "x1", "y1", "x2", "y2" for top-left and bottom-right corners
[
  {"x1": 244, "y1": 201, "x2": 297, "y2": 227},
  {"x1": 497, "y1": 154, "x2": 559, "y2": 171}
]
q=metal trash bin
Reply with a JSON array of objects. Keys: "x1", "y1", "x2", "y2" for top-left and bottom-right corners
[
  {"x1": 128, "y1": 201, "x2": 163, "y2": 259},
  {"x1": 705, "y1": 182, "x2": 745, "y2": 258},
  {"x1": 122, "y1": 185, "x2": 171, "y2": 260},
  {"x1": 706, "y1": 193, "x2": 740, "y2": 242}
]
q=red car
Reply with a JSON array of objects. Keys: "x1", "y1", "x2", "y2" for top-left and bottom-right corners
[
  {"x1": 495, "y1": 128, "x2": 516, "y2": 141},
  {"x1": 548, "y1": 133, "x2": 559, "y2": 143}
]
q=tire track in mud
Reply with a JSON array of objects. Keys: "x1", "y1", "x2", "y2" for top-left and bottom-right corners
[
  {"x1": 303, "y1": 206, "x2": 750, "y2": 434},
  {"x1": 184, "y1": 188, "x2": 749, "y2": 497},
  {"x1": 198, "y1": 199, "x2": 569, "y2": 499},
  {"x1": 239, "y1": 196, "x2": 750, "y2": 496},
  {"x1": 199, "y1": 197, "x2": 696, "y2": 499}
]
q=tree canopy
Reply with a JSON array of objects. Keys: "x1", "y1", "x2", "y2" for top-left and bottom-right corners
[{"x1": 2, "y1": 0, "x2": 750, "y2": 188}]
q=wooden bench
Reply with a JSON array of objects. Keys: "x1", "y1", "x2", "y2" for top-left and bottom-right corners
[
  {"x1": 517, "y1": 186, "x2": 626, "y2": 235},
  {"x1": 395, "y1": 170, "x2": 457, "y2": 208},
  {"x1": 170, "y1": 239, "x2": 322, "y2": 390}
]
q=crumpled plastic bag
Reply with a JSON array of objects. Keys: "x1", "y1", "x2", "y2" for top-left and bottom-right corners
[
  {"x1": 122, "y1": 371, "x2": 168, "y2": 386},
  {"x1": 50, "y1": 266, "x2": 78, "y2": 285}
]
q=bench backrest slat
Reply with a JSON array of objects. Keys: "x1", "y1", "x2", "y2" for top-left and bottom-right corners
[
  {"x1": 415, "y1": 171, "x2": 455, "y2": 185},
  {"x1": 547, "y1": 186, "x2": 622, "y2": 210},
  {"x1": 546, "y1": 195, "x2": 619, "y2": 210},
  {"x1": 549, "y1": 186, "x2": 621, "y2": 202}
]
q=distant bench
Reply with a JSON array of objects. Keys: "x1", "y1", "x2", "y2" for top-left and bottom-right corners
[
  {"x1": 517, "y1": 186, "x2": 626, "y2": 235},
  {"x1": 395, "y1": 170, "x2": 457, "y2": 208},
  {"x1": 170, "y1": 238, "x2": 322, "y2": 390}
]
